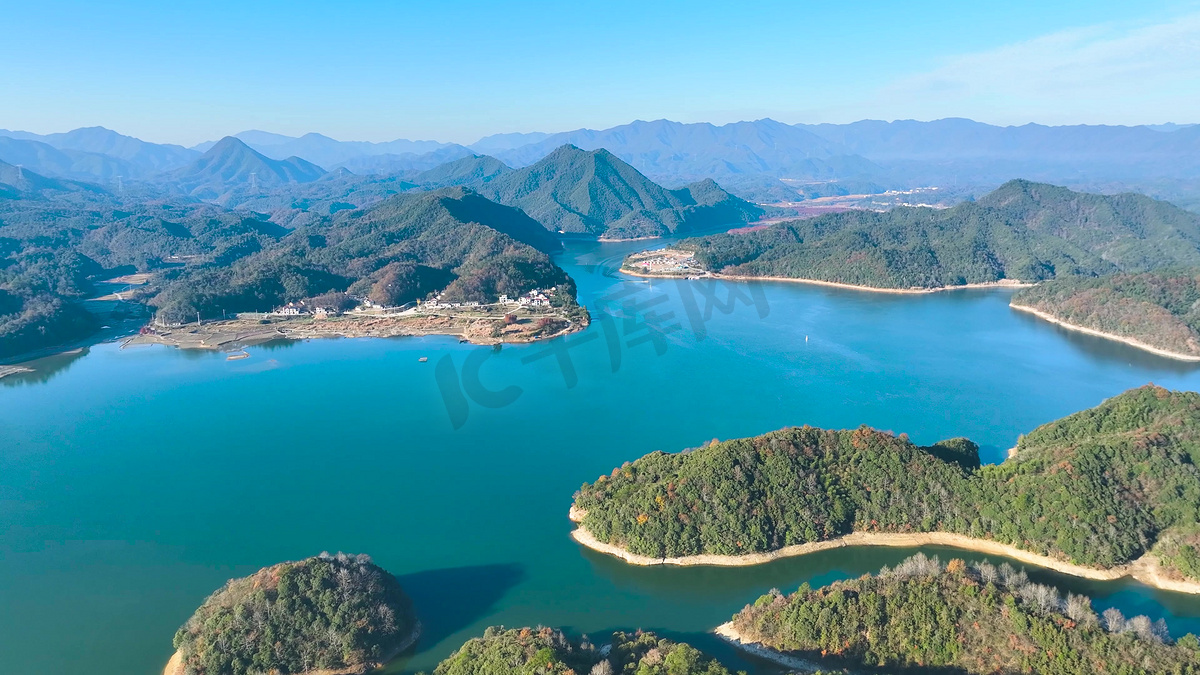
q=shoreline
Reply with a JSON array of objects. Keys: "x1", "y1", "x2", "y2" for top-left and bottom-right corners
[
  {"x1": 1010, "y1": 303, "x2": 1200, "y2": 362},
  {"x1": 163, "y1": 622, "x2": 421, "y2": 675},
  {"x1": 568, "y1": 518, "x2": 1200, "y2": 595},
  {"x1": 621, "y1": 267, "x2": 1033, "y2": 294},
  {"x1": 129, "y1": 312, "x2": 586, "y2": 353},
  {"x1": 713, "y1": 622, "x2": 840, "y2": 675}
]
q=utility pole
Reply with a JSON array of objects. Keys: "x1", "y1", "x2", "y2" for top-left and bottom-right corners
[
  {"x1": 250, "y1": 172, "x2": 258, "y2": 192},
  {"x1": 116, "y1": 175, "x2": 124, "y2": 195},
  {"x1": 15, "y1": 164, "x2": 22, "y2": 180}
]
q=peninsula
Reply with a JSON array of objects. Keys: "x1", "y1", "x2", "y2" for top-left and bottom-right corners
[
  {"x1": 721, "y1": 554, "x2": 1200, "y2": 674},
  {"x1": 166, "y1": 553, "x2": 418, "y2": 675},
  {"x1": 621, "y1": 180, "x2": 1200, "y2": 291},
  {"x1": 571, "y1": 385, "x2": 1200, "y2": 593},
  {"x1": 1011, "y1": 271, "x2": 1200, "y2": 361}
]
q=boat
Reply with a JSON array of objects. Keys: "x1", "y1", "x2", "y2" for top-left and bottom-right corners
[
  {"x1": 226, "y1": 351, "x2": 250, "y2": 361},
  {"x1": 419, "y1": 356, "x2": 428, "y2": 362}
]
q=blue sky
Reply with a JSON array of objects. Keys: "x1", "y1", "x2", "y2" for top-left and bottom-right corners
[{"x1": 2, "y1": 0, "x2": 1198, "y2": 145}]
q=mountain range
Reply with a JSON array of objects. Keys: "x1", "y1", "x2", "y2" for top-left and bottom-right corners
[{"x1": 4, "y1": 118, "x2": 1199, "y2": 207}]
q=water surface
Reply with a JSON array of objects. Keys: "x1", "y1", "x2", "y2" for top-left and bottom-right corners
[{"x1": 3, "y1": 238, "x2": 1200, "y2": 674}]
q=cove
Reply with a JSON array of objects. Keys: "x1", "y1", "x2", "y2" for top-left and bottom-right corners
[{"x1": 3, "y1": 237, "x2": 1200, "y2": 675}]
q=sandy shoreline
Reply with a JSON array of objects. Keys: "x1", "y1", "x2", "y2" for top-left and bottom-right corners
[
  {"x1": 713, "y1": 622, "x2": 836, "y2": 674},
  {"x1": 163, "y1": 622, "x2": 421, "y2": 675},
  {"x1": 0, "y1": 365, "x2": 33, "y2": 380},
  {"x1": 568, "y1": 516, "x2": 1200, "y2": 595},
  {"x1": 621, "y1": 267, "x2": 1033, "y2": 294},
  {"x1": 1010, "y1": 303, "x2": 1200, "y2": 362}
]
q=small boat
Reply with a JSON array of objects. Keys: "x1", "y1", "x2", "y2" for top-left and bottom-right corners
[
  {"x1": 418, "y1": 356, "x2": 428, "y2": 362},
  {"x1": 226, "y1": 351, "x2": 250, "y2": 361}
]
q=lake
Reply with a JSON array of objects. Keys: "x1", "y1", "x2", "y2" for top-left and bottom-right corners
[{"x1": 4, "y1": 237, "x2": 1200, "y2": 674}]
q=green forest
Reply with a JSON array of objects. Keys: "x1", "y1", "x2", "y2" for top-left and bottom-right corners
[
  {"x1": 432, "y1": 627, "x2": 737, "y2": 675},
  {"x1": 172, "y1": 553, "x2": 417, "y2": 675},
  {"x1": 0, "y1": 183, "x2": 577, "y2": 357},
  {"x1": 1012, "y1": 270, "x2": 1200, "y2": 356},
  {"x1": 476, "y1": 145, "x2": 763, "y2": 239},
  {"x1": 731, "y1": 553, "x2": 1199, "y2": 674},
  {"x1": 573, "y1": 384, "x2": 1200, "y2": 580},
  {"x1": 674, "y1": 180, "x2": 1200, "y2": 289}
]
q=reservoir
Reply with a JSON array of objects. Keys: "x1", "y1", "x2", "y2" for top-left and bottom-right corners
[{"x1": 4, "y1": 237, "x2": 1200, "y2": 674}]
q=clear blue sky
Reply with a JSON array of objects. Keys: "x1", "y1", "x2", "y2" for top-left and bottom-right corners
[{"x1": 2, "y1": 0, "x2": 1197, "y2": 145}]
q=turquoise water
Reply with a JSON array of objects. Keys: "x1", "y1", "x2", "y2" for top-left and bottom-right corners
[{"x1": 4, "y1": 238, "x2": 1200, "y2": 674}]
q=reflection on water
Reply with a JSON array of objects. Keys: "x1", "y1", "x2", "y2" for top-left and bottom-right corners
[
  {"x1": 1, "y1": 348, "x2": 89, "y2": 387},
  {"x1": 1010, "y1": 308, "x2": 1200, "y2": 374}
]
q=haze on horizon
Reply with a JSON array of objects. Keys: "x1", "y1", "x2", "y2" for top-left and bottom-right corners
[{"x1": 2, "y1": 0, "x2": 1199, "y2": 146}]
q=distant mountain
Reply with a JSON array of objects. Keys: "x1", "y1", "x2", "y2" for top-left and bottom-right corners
[
  {"x1": 678, "y1": 179, "x2": 1200, "y2": 289},
  {"x1": 492, "y1": 119, "x2": 878, "y2": 183},
  {"x1": 469, "y1": 131, "x2": 552, "y2": 154},
  {"x1": 413, "y1": 155, "x2": 512, "y2": 188},
  {"x1": 0, "y1": 127, "x2": 196, "y2": 177},
  {"x1": 334, "y1": 145, "x2": 476, "y2": 174},
  {"x1": 165, "y1": 136, "x2": 327, "y2": 199},
  {"x1": 193, "y1": 131, "x2": 464, "y2": 168},
  {"x1": 477, "y1": 144, "x2": 763, "y2": 238},
  {"x1": 0, "y1": 136, "x2": 134, "y2": 183},
  {"x1": 0, "y1": 159, "x2": 104, "y2": 198}
]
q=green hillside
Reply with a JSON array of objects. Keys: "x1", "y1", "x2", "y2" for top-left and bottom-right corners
[
  {"x1": 167, "y1": 136, "x2": 327, "y2": 200},
  {"x1": 573, "y1": 384, "x2": 1200, "y2": 579},
  {"x1": 1012, "y1": 270, "x2": 1200, "y2": 357},
  {"x1": 150, "y1": 187, "x2": 575, "y2": 322},
  {"x1": 731, "y1": 554, "x2": 1198, "y2": 674},
  {"x1": 433, "y1": 627, "x2": 735, "y2": 675},
  {"x1": 172, "y1": 553, "x2": 417, "y2": 675},
  {"x1": 677, "y1": 180, "x2": 1200, "y2": 288},
  {"x1": 479, "y1": 144, "x2": 762, "y2": 238},
  {"x1": 415, "y1": 154, "x2": 512, "y2": 188},
  {"x1": 0, "y1": 184, "x2": 578, "y2": 358}
]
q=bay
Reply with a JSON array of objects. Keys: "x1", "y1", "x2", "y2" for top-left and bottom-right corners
[{"x1": 3, "y1": 237, "x2": 1200, "y2": 674}]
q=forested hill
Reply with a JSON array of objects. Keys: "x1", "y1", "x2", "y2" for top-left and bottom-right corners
[
  {"x1": 678, "y1": 180, "x2": 1200, "y2": 289},
  {"x1": 1012, "y1": 271, "x2": 1200, "y2": 358},
  {"x1": 477, "y1": 144, "x2": 763, "y2": 238},
  {"x1": 572, "y1": 384, "x2": 1200, "y2": 581},
  {"x1": 166, "y1": 136, "x2": 327, "y2": 200},
  {"x1": 0, "y1": 186, "x2": 577, "y2": 358},
  {"x1": 433, "y1": 627, "x2": 735, "y2": 675},
  {"x1": 730, "y1": 554, "x2": 1199, "y2": 674},
  {"x1": 150, "y1": 187, "x2": 574, "y2": 322},
  {"x1": 172, "y1": 553, "x2": 417, "y2": 675}
]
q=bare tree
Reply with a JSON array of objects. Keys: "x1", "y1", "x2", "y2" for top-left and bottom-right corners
[
  {"x1": 1103, "y1": 607, "x2": 1127, "y2": 633},
  {"x1": 1065, "y1": 593, "x2": 1096, "y2": 625}
]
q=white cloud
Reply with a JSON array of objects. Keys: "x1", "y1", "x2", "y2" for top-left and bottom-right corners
[{"x1": 873, "y1": 13, "x2": 1200, "y2": 124}]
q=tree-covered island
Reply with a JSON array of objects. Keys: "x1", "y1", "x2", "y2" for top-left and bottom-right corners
[
  {"x1": 167, "y1": 553, "x2": 418, "y2": 675},
  {"x1": 571, "y1": 385, "x2": 1200, "y2": 590}
]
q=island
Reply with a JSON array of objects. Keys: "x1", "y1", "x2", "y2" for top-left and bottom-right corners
[
  {"x1": 721, "y1": 554, "x2": 1200, "y2": 674},
  {"x1": 570, "y1": 384, "x2": 1200, "y2": 593},
  {"x1": 165, "y1": 553, "x2": 418, "y2": 675},
  {"x1": 621, "y1": 180, "x2": 1200, "y2": 292},
  {"x1": 1011, "y1": 271, "x2": 1200, "y2": 361},
  {"x1": 433, "y1": 626, "x2": 735, "y2": 675}
]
